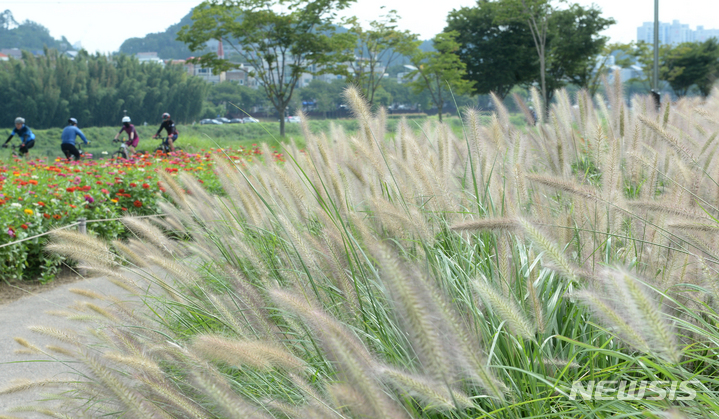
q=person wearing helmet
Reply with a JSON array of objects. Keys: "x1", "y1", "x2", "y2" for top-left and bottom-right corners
[
  {"x1": 152, "y1": 112, "x2": 178, "y2": 152},
  {"x1": 61, "y1": 118, "x2": 90, "y2": 161},
  {"x1": 2, "y1": 117, "x2": 36, "y2": 158},
  {"x1": 113, "y1": 116, "x2": 140, "y2": 155}
]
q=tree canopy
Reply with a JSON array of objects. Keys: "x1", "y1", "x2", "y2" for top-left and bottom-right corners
[
  {"x1": 445, "y1": 1, "x2": 537, "y2": 99},
  {"x1": 408, "y1": 31, "x2": 474, "y2": 122},
  {"x1": 178, "y1": 0, "x2": 356, "y2": 136},
  {"x1": 0, "y1": 49, "x2": 208, "y2": 129}
]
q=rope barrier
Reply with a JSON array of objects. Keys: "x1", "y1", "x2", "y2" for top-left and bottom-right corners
[
  {"x1": 0, "y1": 214, "x2": 168, "y2": 250},
  {"x1": 0, "y1": 222, "x2": 80, "y2": 249}
]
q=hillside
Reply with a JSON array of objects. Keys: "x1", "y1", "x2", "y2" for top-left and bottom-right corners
[
  {"x1": 118, "y1": 11, "x2": 202, "y2": 59},
  {"x1": 0, "y1": 9, "x2": 73, "y2": 52}
]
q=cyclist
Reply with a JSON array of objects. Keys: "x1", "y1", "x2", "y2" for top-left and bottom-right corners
[
  {"x1": 113, "y1": 116, "x2": 139, "y2": 155},
  {"x1": 2, "y1": 117, "x2": 36, "y2": 158},
  {"x1": 152, "y1": 112, "x2": 178, "y2": 152},
  {"x1": 61, "y1": 118, "x2": 90, "y2": 161}
]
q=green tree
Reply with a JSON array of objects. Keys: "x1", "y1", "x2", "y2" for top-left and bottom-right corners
[
  {"x1": 298, "y1": 79, "x2": 347, "y2": 117},
  {"x1": 177, "y1": 0, "x2": 356, "y2": 136},
  {"x1": 408, "y1": 31, "x2": 474, "y2": 123},
  {"x1": 663, "y1": 39, "x2": 719, "y2": 97},
  {"x1": 544, "y1": 3, "x2": 615, "y2": 99},
  {"x1": 344, "y1": 10, "x2": 419, "y2": 107},
  {"x1": 0, "y1": 50, "x2": 207, "y2": 128},
  {"x1": 445, "y1": 0, "x2": 537, "y2": 99}
]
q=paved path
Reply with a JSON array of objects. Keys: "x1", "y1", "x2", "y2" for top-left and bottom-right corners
[{"x1": 0, "y1": 273, "x2": 143, "y2": 417}]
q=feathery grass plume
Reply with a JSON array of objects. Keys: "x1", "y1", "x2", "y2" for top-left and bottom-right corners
[
  {"x1": 662, "y1": 99, "x2": 671, "y2": 128},
  {"x1": 602, "y1": 134, "x2": 621, "y2": 202},
  {"x1": 530, "y1": 86, "x2": 544, "y2": 125},
  {"x1": 638, "y1": 114, "x2": 697, "y2": 164},
  {"x1": 0, "y1": 379, "x2": 73, "y2": 395},
  {"x1": 513, "y1": 92, "x2": 536, "y2": 126},
  {"x1": 327, "y1": 383, "x2": 374, "y2": 417},
  {"x1": 344, "y1": 86, "x2": 374, "y2": 145},
  {"x1": 450, "y1": 218, "x2": 520, "y2": 233},
  {"x1": 380, "y1": 367, "x2": 475, "y2": 410},
  {"x1": 525, "y1": 173, "x2": 599, "y2": 201},
  {"x1": 572, "y1": 289, "x2": 651, "y2": 354},
  {"x1": 192, "y1": 334, "x2": 306, "y2": 372},
  {"x1": 551, "y1": 112, "x2": 567, "y2": 177},
  {"x1": 526, "y1": 266, "x2": 546, "y2": 334},
  {"x1": 69, "y1": 288, "x2": 105, "y2": 300},
  {"x1": 491, "y1": 91, "x2": 511, "y2": 133},
  {"x1": 622, "y1": 270, "x2": 681, "y2": 363},
  {"x1": 103, "y1": 352, "x2": 164, "y2": 378},
  {"x1": 473, "y1": 277, "x2": 536, "y2": 340},
  {"x1": 191, "y1": 368, "x2": 272, "y2": 419},
  {"x1": 79, "y1": 349, "x2": 173, "y2": 419},
  {"x1": 121, "y1": 217, "x2": 175, "y2": 256},
  {"x1": 137, "y1": 375, "x2": 210, "y2": 419},
  {"x1": 370, "y1": 242, "x2": 454, "y2": 382},
  {"x1": 207, "y1": 293, "x2": 248, "y2": 337},
  {"x1": 28, "y1": 326, "x2": 79, "y2": 345},
  {"x1": 626, "y1": 200, "x2": 712, "y2": 222},
  {"x1": 700, "y1": 132, "x2": 718, "y2": 156},
  {"x1": 271, "y1": 288, "x2": 407, "y2": 419},
  {"x1": 518, "y1": 218, "x2": 580, "y2": 283},
  {"x1": 46, "y1": 230, "x2": 116, "y2": 269}
]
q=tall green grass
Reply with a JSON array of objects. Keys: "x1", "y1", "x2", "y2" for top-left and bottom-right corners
[{"x1": 3, "y1": 77, "x2": 718, "y2": 418}]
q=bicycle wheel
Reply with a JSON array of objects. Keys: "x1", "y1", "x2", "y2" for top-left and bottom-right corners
[{"x1": 112, "y1": 150, "x2": 127, "y2": 160}]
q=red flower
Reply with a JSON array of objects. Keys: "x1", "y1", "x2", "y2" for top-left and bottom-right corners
[
  {"x1": 66, "y1": 187, "x2": 75, "y2": 192},
  {"x1": 20, "y1": 224, "x2": 28, "y2": 230},
  {"x1": 121, "y1": 207, "x2": 127, "y2": 211},
  {"x1": 130, "y1": 183, "x2": 137, "y2": 188},
  {"x1": 96, "y1": 181, "x2": 103, "y2": 185},
  {"x1": 43, "y1": 213, "x2": 51, "y2": 219},
  {"x1": 37, "y1": 201, "x2": 45, "y2": 206},
  {"x1": 118, "y1": 188, "x2": 125, "y2": 193},
  {"x1": 69, "y1": 204, "x2": 76, "y2": 208},
  {"x1": 133, "y1": 200, "x2": 142, "y2": 208},
  {"x1": 142, "y1": 183, "x2": 149, "y2": 189}
]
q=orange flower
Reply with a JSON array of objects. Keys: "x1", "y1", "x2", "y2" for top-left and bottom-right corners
[
  {"x1": 37, "y1": 201, "x2": 45, "y2": 206},
  {"x1": 43, "y1": 213, "x2": 51, "y2": 219},
  {"x1": 53, "y1": 214, "x2": 61, "y2": 220},
  {"x1": 20, "y1": 224, "x2": 28, "y2": 230}
]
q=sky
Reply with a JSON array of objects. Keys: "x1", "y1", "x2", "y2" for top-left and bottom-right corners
[{"x1": 1, "y1": 0, "x2": 719, "y2": 54}]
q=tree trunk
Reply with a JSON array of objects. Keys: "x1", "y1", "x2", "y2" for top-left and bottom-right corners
[
  {"x1": 539, "y1": 50, "x2": 547, "y2": 116},
  {"x1": 437, "y1": 101, "x2": 444, "y2": 123},
  {"x1": 279, "y1": 106, "x2": 286, "y2": 137}
]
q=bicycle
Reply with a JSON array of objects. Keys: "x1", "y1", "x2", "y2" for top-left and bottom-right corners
[
  {"x1": 111, "y1": 139, "x2": 131, "y2": 160},
  {"x1": 154, "y1": 136, "x2": 182, "y2": 154}
]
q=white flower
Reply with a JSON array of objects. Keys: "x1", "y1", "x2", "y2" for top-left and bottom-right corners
[
  {"x1": 138, "y1": 168, "x2": 145, "y2": 172},
  {"x1": 31, "y1": 175, "x2": 38, "y2": 179},
  {"x1": 102, "y1": 151, "x2": 109, "y2": 155},
  {"x1": 10, "y1": 203, "x2": 21, "y2": 208}
]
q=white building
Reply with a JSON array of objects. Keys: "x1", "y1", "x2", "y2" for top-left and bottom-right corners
[
  {"x1": 637, "y1": 20, "x2": 719, "y2": 45},
  {"x1": 136, "y1": 52, "x2": 165, "y2": 66}
]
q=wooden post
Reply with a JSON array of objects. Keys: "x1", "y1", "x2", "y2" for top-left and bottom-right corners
[{"x1": 77, "y1": 218, "x2": 87, "y2": 277}]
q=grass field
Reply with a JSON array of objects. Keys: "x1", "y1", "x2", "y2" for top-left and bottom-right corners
[{"x1": 2, "y1": 113, "x2": 516, "y2": 160}]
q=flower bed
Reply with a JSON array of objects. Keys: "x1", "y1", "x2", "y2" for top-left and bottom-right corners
[{"x1": 0, "y1": 145, "x2": 284, "y2": 282}]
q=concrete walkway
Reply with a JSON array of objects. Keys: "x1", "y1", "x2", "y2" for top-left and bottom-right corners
[{"x1": 0, "y1": 273, "x2": 143, "y2": 417}]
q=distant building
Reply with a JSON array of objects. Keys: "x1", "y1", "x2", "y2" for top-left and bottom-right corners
[
  {"x1": 0, "y1": 49, "x2": 22, "y2": 59},
  {"x1": 136, "y1": 52, "x2": 164, "y2": 66},
  {"x1": 0, "y1": 53, "x2": 7, "y2": 61},
  {"x1": 637, "y1": 20, "x2": 719, "y2": 45}
]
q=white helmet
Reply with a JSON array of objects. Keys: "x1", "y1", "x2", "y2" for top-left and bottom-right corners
[
  {"x1": 122, "y1": 116, "x2": 131, "y2": 123},
  {"x1": 15, "y1": 117, "x2": 25, "y2": 125}
]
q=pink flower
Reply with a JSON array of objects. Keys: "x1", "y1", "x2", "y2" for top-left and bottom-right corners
[{"x1": 101, "y1": 188, "x2": 109, "y2": 194}]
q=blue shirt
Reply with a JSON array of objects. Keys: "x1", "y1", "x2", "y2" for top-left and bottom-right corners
[
  {"x1": 11, "y1": 125, "x2": 35, "y2": 142},
  {"x1": 61, "y1": 125, "x2": 88, "y2": 145}
]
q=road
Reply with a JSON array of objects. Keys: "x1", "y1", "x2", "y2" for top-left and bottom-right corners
[{"x1": 0, "y1": 272, "x2": 144, "y2": 417}]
